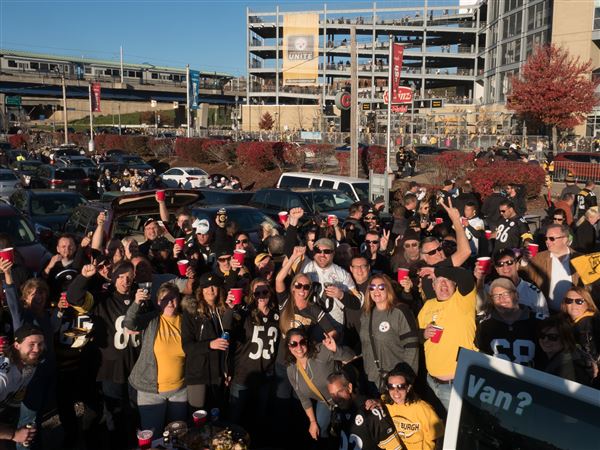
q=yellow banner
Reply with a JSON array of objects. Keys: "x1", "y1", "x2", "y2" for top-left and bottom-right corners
[
  {"x1": 571, "y1": 252, "x2": 600, "y2": 285},
  {"x1": 283, "y1": 13, "x2": 319, "y2": 86}
]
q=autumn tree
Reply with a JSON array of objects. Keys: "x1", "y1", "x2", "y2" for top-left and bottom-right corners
[
  {"x1": 258, "y1": 112, "x2": 274, "y2": 131},
  {"x1": 507, "y1": 44, "x2": 599, "y2": 153}
]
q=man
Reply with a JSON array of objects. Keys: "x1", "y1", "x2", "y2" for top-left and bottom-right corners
[
  {"x1": 462, "y1": 201, "x2": 486, "y2": 257},
  {"x1": 349, "y1": 256, "x2": 370, "y2": 294},
  {"x1": 362, "y1": 231, "x2": 390, "y2": 274},
  {"x1": 493, "y1": 200, "x2": 533, "y2": 253},
  {"x1": 476, "y1": 249, "x2": 549, "y2": 317},
  {"x1": 327, "y1": 372, "x2": 399, "y2": 450},
  {"x1": 481, "y1": 183, "x2": 505, "y2": 230},
  {"x1": 521, "y1": 223, "x2": 581, "y2": 312},
  {"x1": 553, "y1": 193, "x2": 575, "y2": 226},
  {"x1": 138, "y1": 218, "x2": 162, "y2": 256},
  {"x1": 342, "y1": 203, "x2": 366, "y2": 246},
  {"x1": 192, "y1": 218, "x2": 214, "y2": 264},
  {"x1": 158, "y1": 193, "x2": 194, "y2": 240},
  {"x1": 390, "y1": 229, "x2": 421, "y2": 273},
  {"x1": 417, "y1": 266, "x2": 477, "y2": 413},
  {"x1": 403, "y1": 194, "x2": 418, "y2": 218},
  {"x1": 560, "y1": 172, "x2": 580, "y2": 198},
  {"x1": 575, "y1": 180, "x2": 597, "y2": 219},
  {"x1": 42, "y1": 234, "x2": 80, "y2": 302},
  {"x1": 505, "y1": 183, "x2": 526, "y2": 216},
  {"x1": 0, "y1": 326, "x2": 44, "y2": 448}
]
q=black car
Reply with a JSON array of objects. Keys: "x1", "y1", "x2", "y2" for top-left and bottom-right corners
[
  {"x1": 11, "y1": 160, "x2": 43, "y2": 186},
  {"x1": 9, "y1": 189, "x2": 88, "y2": 246},
  {"x1": 196, "y1": 188, "x2": 253, "y2": 206},
  {"x1": 29, "y1": 165, "x2": 95, "y2": 198},
  {"x1": 249, "y1": 188, "x2": 354, "y2": 222},
  {"x1": 109, "y1": 155, "x2": 153, "y2": 175},
  {"x1": 56, "y1": 156, "x2": 100, "y2": 180}
]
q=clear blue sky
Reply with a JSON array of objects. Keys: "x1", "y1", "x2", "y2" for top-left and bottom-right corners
[{"x1": 0, "y1": 0, "x2": 455, "y2": 76}]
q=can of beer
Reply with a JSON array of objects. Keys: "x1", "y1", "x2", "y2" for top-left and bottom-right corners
[{"x1": 221, "y1": 332, "x2": 230, "y2": 340}]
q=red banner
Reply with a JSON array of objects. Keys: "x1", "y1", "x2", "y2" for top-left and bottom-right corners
[
  {"x1": 391, "y1": 43, "x2": 405, "y2": 104},
  {"x1": 91, "y1": 83, "x2": 101, "y2": 112}
]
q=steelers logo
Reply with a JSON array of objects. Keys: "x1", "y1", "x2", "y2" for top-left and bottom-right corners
[
  {"x1": 294, "y1": 37, "x2": 308, "y2": 51},
  {"x1": 273, "y1": 313, "x2": 279, "y2": 321},
  {"x1": 510, "y1": 221, "x2": 515, "y2": 227},
  {"x1": 355, "y1": 414, "x2": 364, "y2": 426},
  {"x1": 379, "y1": 321, "x2": 390, "y2": 333},
  {"x1": 263, "y1": 317, "x2": 268, "y2": 323}
]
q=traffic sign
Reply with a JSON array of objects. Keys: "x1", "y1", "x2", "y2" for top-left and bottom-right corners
[{"x1": 6, "y1": 96, "x2": 21, "y2": 106}]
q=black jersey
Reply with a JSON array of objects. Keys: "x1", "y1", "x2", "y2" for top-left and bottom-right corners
[
  {"x1": 493, "y1": 216, "x2": 531, "y2": 252},
  {"x1": 229, "y1": 307, "x2": 280, "y2": 386},
  {"x1": 475, "y1": 308, "x2": 542, "y2": 366},
  {"x1": 575, "y1": 188, "x2": 597, "y2": 218}
]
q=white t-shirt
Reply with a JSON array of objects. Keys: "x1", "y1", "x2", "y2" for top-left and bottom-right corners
[{"x1": 549, "y1": 253, "x2": 573, "y2": 311}]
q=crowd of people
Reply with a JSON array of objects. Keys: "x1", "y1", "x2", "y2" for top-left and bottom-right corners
[{"x1": 0, "y1": 174, "x2": 598, "y2": 450}]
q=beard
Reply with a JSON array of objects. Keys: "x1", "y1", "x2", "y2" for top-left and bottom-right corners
[{"x1": 21, "y1": 353, "x2": 42, "y2": 366}]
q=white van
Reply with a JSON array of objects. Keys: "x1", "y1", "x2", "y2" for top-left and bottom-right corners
[{"x1": 276, "y1": 172, "x2": 369, "y2": 203}]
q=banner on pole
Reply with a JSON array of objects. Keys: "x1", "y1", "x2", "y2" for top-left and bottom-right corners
[
  {"x1": 283, "y1": 13, "x2": 319, "y2": 86},
  {"x1": 91, "y1": 83, "x2": 101, "y2": 112},
  {"x1": 391, "y1": 44, "x2": 405, "y2": 105},
  {"x1": 188, "y1": 70, "x2": 200, "y2": 110}
]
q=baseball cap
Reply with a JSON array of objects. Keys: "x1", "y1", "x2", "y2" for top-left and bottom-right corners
[
  {"x1": 193, "y1": 218, "x2": 210, "y2": 235},
  {"x1": 14, "y1": 324, "x2": 44, "y2": 343},
  {"x1": 489, "y1": 277, "x2": 516, "y2": 293},
  {"x1": 254, "y1": 253, "x2": 271, "y2": 266},
  {"x1": 197, "y1": 272, "x2": 222, "y2": 289}
]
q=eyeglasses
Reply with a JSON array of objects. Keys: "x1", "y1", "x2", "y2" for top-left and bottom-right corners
[
  {"x1": 539, "y1": 333, "x2": 560, "y2": 342},
  {"x1": 564, "y1": 297, "x2": 586, "y2": 305},
  {"x1": 495, "y1": 260, "x2": 515, "y2": 268},
  {"x1": 404, "y1": 242, "x2": 419, "y2": 248},
  {"x1": 422, "y1": 245, "x2": 443, "y2": 256},
  {"x1": 365, "y1": 216, "x2": 377, "y2": 221},
  {"x1": 387, "y1": 383, "x2": 408, "y2": 391},
  {"x1": 545, "y1": 235, "x2": 565, "y2": 242},
  {"x1": 315, "y1": 248, "x2": 334, "y2": 255},
  {"x1": 365, "y1": 240, "x2": 379, "y2": 245},
  {"x1": 491, "y1": 291, "x2": 514, "y2": 300},
  {"x1": 218, "y1": 256, "x2": 231, "y2": 262},
  {"x1": 236, "y1": 239, "x2": 249, "y2": 244},
  {"x1": 368, "y1": 283, "x2": 386, "y2": 291},
  {"x1": 253, "y1": 289, "x2": 270, "y2": 298},
  {"x1": 288, "y1": 338, "x2": 307, "y2": 348},
  {"x1": 293, "y1": 282, "x2": 311, "y2": 291},
  {"x1": 553, "y1": 217, "x2": 565, "y2": 221}
]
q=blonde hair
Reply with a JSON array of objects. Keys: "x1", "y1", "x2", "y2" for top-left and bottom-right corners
[
  {"x1": 261, "y1": 221, "x2": 279, "y2": 238},
  {"x1": 560, "y1": 286, "x2": 598, "y2": 315},
  {"x1": 156, "y1": 283, "x2": 181, "y2": 314},
  {"x1": 576, "y1": 206, "x2": 600, "y2": 227},
  {"x1": 21, "y1": 278, "x2": 49, "y2": 304},
  {"x1": 279, "y1": 272, "x2": 311, "y2": 336}
]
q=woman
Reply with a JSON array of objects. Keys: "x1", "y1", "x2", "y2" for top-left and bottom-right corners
[
  {"x1": 285, "y1": 327, "x2": 354, "y2": 441},
  {"x1": 125, "y1": 283, "x2": 187, "y2": 433},
  {"x1": 234, "y1": 231, "x2": 256, "y2": 264},
  {"x1": 181, "y1": 272, "x2": 229, "y2": 412},
  {"x1": 537, "y1": 315, "x2": 592, "y2": 385},
  {"x1": 226, "y1": 278, "x2": 279, "y2": 433},
  {"x1": 383, "y1": 367, "x2": 444, "y2": 450},
  {"x1": 573, "y1": 206, "x2": 600, "y2": 254},
  {"x1": 560, "y1": 287, "x2": 600, "y2": 363},
  {"x1": 359, "y1": 274, "x2": 420, "y2": 394}
]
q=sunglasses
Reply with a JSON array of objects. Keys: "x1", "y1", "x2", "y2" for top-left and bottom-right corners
[
  {"x1": 236, "y1": 239, "x2": 249, "y2": 244},
  {"x1": 422, "y1": 245, "x2": 443, "y2": 256},
  {"x1": 315, "y1": 248, "x2": 334, "y2": 255},
  {"x1": 293, "y1": 282, "x2": 311, "y2": 291},
  {"x1": 368, "y1": 283, "x2": 385, "y2": 291},
  {"x1": 365, "y1": 240, "x2": 379, "y2": 245},
  {"x1": 253, "y1": 289, "x2": 270, "y2": 298},
  {"x1": 404, "y1": 242, "x2": 419, "y2": 248},
  {"x1": 218, "y1": 256, "x2": 231, "y2": 262},
  {"x1": 387, "y1": 383, "x2": 408, "y2": 391},
  {"x1": 553, "y1": 217, "x2": 565, "y2": 221},
  {"x1": 288, "y1": 338, "x2": 307, "y2": 348},
  {"x1": 365, "y1": 216, "x2": 377, "y2": 221},
  {"x1": 564, "y1": 297, "x2": 586, "y2": 305},
  {"x1": 545, "y1": 235, "x2": 565, "y2": 242},
  {"x1": 499, "y1": 209, "x2": 508, "y2": 213},
  {"x1": 495, "y1": 260, "x2": 515, "y2": 267},
  {"x1": 539, "y1": 333, "x2": 560, "y2": 342}
]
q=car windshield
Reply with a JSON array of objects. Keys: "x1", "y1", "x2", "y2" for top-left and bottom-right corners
[
  {"x1": 31, "y1": 194, "x2": 86, "y2": 216},
  {"x1": 187, "y1": 169, "x2": 208, "y2": 176},
  {"x1": 0, "y1": 172, "x2": 18, "y2": 181},
  {"x1": 0, "y1": 215, "x2": 36, "y2": 246},
  {"x1": 56, "y1": 169, "x2": 87, "y2": 180},
  {"x1": 70, "y1": 159, "x2": 95, "y2": 167},
  {"x1": 20, "y1": 162, "x2": 41, "y2": 171},
  {"x1": 353, "y1": 182, "x2": 369, "y2": 202},
  {"x1": 193, "y1": 209, "x2": 277, "y2": 232},
  {"x1": 300, "y1": 191, "x2": 354, "y2": 212}
]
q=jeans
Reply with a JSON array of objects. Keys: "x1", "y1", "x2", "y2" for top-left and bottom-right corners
[
  {"x1": 314, "y1": 401, "x2": 331, "y2": 439},
  {"x1": 426, "y1": 374, "x2": 453, "y2": 414},
  {"x1": 102, "y1": 381, "x2": 137, "y2": 450},
  {"x1": 137, "y1": 387, "x2": 187, "y2": 434}
]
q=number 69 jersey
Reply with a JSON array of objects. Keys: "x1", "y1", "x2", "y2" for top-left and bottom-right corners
[{"x1": 228, "y1": 307, "x2": 280, "y2": 386}]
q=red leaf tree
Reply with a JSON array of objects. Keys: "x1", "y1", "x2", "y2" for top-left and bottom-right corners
[{"x1": 507, "y1": 44, "x2": 599, "y2": 153}]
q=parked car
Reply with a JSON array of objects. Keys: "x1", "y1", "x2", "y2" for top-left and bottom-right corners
[
  {"x1": 11, "y1": 160, "x2": 43, "y2": 187},
  {"x1": 105, "y1": 148, "x2": 128, "y2": 158},
  {"x1": 552, "y1": 152, "x2": 600, "y2": 181},
  {"x1": 5, "y1": 149, "x2": 29, "y2": 165},
  {"x1": 190, "y1": 205, "x2": 278, "y2": 247},
  {"x1": 29, "y1": 165, "x2": 95, "y2": 198},
  {"x1": 249, "y1": 188, "x2": 354, "y2": 222},
  {"x1": 56, "y1": 156, "x2": 100, "y2": 179},
  {"x1": 196, "y1": 188, "x2": 254, "y2": 206},
  {"x1": 50, "y1": 145, "x2": 82, "y2": 158},
  {"x1": 277, "y1": 172, "x2": 369, "y2": 202},
  {"x1": 108, "y1": 155, "x2": 153, "y2": 174},
  {"x1": 0, "y1": 168, "x2": 22, "y2": 199},
  {"x1": 161, "y1": 167, "x2": 210, "y2": 188},
  {"x1": 414, "y1": 145, "x2": 451, "y2": 155},
  {"x1": 0, "y1": 202, "x2": 51, "y2": 273},
  {"x1": 10, "y1": 189, "x2": 88, "y2": 235},
  {"x1": 64, "y1": 189, "x2": 201, "y2": 241}
]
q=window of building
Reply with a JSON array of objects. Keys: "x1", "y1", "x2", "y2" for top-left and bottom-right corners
[
  {"x1": 151, "y1": 73, "x2": 158, "y2": 79},
  {"x1": 7, "y1": 60, "x2": 17, "y2": 68},
  {"x1": 595, "y1": 0, "x2": 600, "y2": 30},
  {"x1": 30, "y1": 62, "x2": 39, "y2": 70},
  {"x1": 40, "y1": 63, "x2": 49, "y2": 71}
]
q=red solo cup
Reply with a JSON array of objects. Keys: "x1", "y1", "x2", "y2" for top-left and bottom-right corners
[
  {"x1": 430, "y1": 325, "x2": 444, "y2": 344},
  {"x1": 156, "y1": 190, "x2": 166, "y2": 201},
  {"x1": 177, "y1": 259, "x2": 189, "y2": 276},
  {"x1": 0, "y1": 248, "x2": 14, "y2": 263},
  {"x1": 230, "y1": 288, "x2": 243, "y2": 305},
  {"x1": 278, "y1": 211, "x2": 288, "y2": 225},
  {"x1": 0, "y1": 336, "x2": 9, "y2": 353},
  {"x1": 485, "y1": 229, "x2": 492, "y2": 240},
  {"x1": 477, "y1": 257, "x2": 492, "y2": 274},
  {"x1": 528, "y1": 243, "x2": 539, "y2": 258},
  {"x1": 327, "y1": 215, "x2": 336, "y2": 226},
  {"x1": 461, "y1": 217, "x2": 468, "y2": 227},
  {"x1": 435, "y1": 218, "x2": 443, "y2": 225},
  {"x1": 192, "y1": 409, "x2": 208, "y2": 427},
  {"x1": 233, "y1": 249, "x2": 246, "y2": 265},
  {"x1": 136, "y1": 430, "x2": 153, "y2": 449},
  {"x1": 175, "y1": 237, "x2": 185, "y2": 248},
  {"x1": 397, "y1": 268, "x2": 409, "y2": 282}
]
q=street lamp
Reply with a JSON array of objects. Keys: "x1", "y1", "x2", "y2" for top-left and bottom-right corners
[{"x1": 53, "y1": 67, "x2": 69, "y2": 145}]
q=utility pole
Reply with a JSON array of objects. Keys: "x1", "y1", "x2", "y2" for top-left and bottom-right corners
[
  {"x1": 186, "y1": 65, "x2": 191, "y2": 137},
  {"x1": 120, "y1": 46, "x2": 124, "y2": 84},
  {"x1": 88, "y1": 83, "x2": 94, "y2": 153},
  {"x1": 350, "y1": 26, "x2": 359, "y2": 178},
  {"x1": 384, "y1": 35, "x2": 393, "y2": 213},
  {"x1": 61, "y1": 73, "x2": 68, "y2": 144}
]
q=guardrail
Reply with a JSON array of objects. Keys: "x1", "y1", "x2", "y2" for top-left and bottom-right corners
[{"x1": 552, "y1": 161, "x2": 600, "y2": 182}]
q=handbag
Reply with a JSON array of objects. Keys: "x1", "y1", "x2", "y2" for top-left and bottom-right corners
[
  {"x1": 368, "y1": 311, "x2": 388, "y2": 392},
  {"x1": 297, "y1": 362, "x2": 339, "y2": 436}
]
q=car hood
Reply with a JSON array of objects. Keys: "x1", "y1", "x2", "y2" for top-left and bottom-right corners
[{"x1": 111, "y1": 189, "x2": 202, "y2": 215}]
